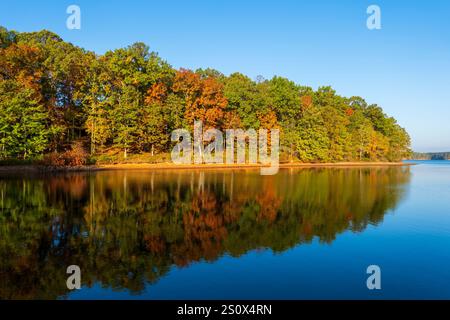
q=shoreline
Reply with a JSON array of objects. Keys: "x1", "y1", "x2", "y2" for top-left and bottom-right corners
[{"x1": 0, "y1": 162, "x2": 414, "y2": 174}]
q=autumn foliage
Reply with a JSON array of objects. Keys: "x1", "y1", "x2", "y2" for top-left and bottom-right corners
[{"x1": 0, "y1": 27, "x2": 411, "y2": 164}]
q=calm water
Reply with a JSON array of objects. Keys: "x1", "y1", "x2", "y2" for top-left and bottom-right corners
[{"x1": 1, "y1": 161, "x2": 450, "y2": 299}]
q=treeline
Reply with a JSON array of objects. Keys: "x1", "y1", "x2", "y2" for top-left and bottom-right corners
[
  {"x1": 410, "y1": 152, "x2": 450, "y2": 160},
  {"x1": 0, "y1": 27, "x2": 411, "y2": 164}
]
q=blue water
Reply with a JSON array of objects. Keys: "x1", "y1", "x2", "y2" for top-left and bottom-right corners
[
  {"x1": 71, "y1": 195, "x2": 450, "y2": 298},
  {"x1": 71, "y1": 161, "x2": 450, "y2": 299},
  {"x1": 1, "y1": 161, "x2": 450, "y2": 299}
]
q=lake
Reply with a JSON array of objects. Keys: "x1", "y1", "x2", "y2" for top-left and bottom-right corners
[{"x1": 1, "y1": 161, "x2": 450, "y2": 299}]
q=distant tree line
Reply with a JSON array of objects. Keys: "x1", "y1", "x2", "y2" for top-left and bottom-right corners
[
  {"x1": 410, "y1": 152, "x2": 450, "y2": 160},
  {"x1": 0, "y1": 27, "x2": 411, "y2": 164}
]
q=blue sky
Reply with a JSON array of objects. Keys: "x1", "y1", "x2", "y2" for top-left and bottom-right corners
[{"x1": 1, "y1": 0, "x2": 449, "y2": 152}]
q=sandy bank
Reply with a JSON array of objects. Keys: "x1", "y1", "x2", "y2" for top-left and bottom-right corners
[{"x1": 0, "y1": 162, "x2": 413, "y2": 174}]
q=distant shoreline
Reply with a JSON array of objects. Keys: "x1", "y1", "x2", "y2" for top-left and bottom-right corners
[
  {"x1": 0, "y1": 162, "x2": 414, "y2": 174},
  {"x1": 408, "y1": 159, "x2": 450, "y2": 161}
]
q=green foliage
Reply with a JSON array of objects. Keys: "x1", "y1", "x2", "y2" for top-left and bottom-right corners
[
  {"x1": 0, "y1": 27, "x2": 16, "y2": 48},
  {"x1": 0, "y1": 81, "x2": 50, "y2": 159},
  {"x1": 295, "y1": 105, "x2": 330, "y2": 162},
  {"x1": 410, "y1": 152, "x2": 450, "y2": 160},
  {"x1": 0, "y1": 26, "x2": 411, "y2": 163},
  {"x1": 224, "y1": 73, "x2": 260, "y2": 128}
]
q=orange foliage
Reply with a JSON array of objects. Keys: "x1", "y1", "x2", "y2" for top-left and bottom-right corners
[
  {"x1": 43, "y1": 141, "x2": 89, "y2": 167},
  {"x1": 0, "y1": 43, "x2": 44, "y2": 98},
  {"x1": 145, "y1": 82, "x2": 168, "y2": 105},
  {"x1": 46, "y1": 175, "x2": 88, "y2": 199},
  {"x1": 171, "y1": 191, "x2": 229, "y2": 266},
  {"x1": 222, "y1": 110, "x2": 242, "y2": 129},
  {"x1": 346, "y1": 108, "x2": 354, "y2": 116},
  {"x1": 258, "y1": 110, "x2": 279, "y2": 131},
  {"x1": 256, "y1": 179, "x2": 282, "y2": 223},
  {"x1": 173, "y1": 69, "x2": 228, "y2": 129},
  {"x1": 258, "y1": 110, "x2": 280, "y2": 145},
  {"x1": 300, "y1": 95, "x2": 313, "y2": 109}
]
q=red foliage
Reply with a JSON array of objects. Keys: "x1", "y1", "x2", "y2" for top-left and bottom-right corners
[
  {"x1": 43, "y1": 141, "x2": 88, "y2": 167},
  {"x1": 173, "y1": 69, "x2": 228, "y2": 129},
  {"x1": 346, "y1": 108, "x2": 355, "y2": 116}
]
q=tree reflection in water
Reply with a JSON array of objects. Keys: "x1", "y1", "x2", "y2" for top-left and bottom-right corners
[{"x1": 0, "y1": 167, "x2": 410, "y2": 299}]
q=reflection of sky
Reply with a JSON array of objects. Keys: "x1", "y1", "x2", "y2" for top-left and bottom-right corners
[
  {"x1": 2, "y1": 0, "x2": 450, "y2": 152},
  {"x1": 67, "y1": 162, "x2": 450, "y2": 299}
]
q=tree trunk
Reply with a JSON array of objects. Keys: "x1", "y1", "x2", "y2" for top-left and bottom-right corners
[{"x1": 198, "y1": 144, "x2": 203, "y2": 162}]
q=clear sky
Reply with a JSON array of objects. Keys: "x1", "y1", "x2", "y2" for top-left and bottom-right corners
[{"x1": 1, "y1": 0, "x2": 449, "y2": 152}]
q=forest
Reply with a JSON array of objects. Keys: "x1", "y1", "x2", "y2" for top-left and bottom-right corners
[
  {"x1": 410, "y1": 152, "x2": 450, "y2": 160},
  {"x1": 0, "y1": 27, "x2": 411, "y2": 165}
]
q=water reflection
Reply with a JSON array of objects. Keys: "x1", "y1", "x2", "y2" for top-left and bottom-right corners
[{"x1": 0, "y1": 167, "x2": 411, "y2": 299}]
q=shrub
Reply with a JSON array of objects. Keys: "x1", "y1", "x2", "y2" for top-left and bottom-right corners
[
  {"x1": 65, "y1": 141, "x2": 89, "y2": 166},
  {"x1": 43, "y1": 141, "x2": 89, "y2": 167}
]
